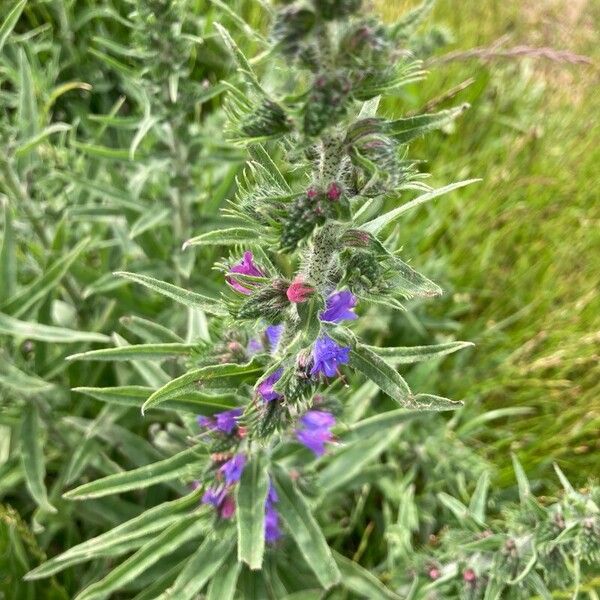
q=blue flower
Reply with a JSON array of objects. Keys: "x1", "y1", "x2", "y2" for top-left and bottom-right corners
[
  {"x1": 310, "y1": 336, "x2": 350, "y2": 378},
  {"x1": 202, "y1": 486, "x2": 226, "y2": 508},
  {"x1": 319, "y1": 290, "x2": 358, "y2": 323},
  {"x1": 295, "y1": 409, "x2": 336, "y2": 456},
  {"x1": 197, "y1": 408, "x2": 242, "y2": 435},
  {"x1": 265, "y1": 504, "x2": 281, "y2": 543},
  {"x1": 219, "y1": 454, "x2": 246, "y2": 485},
  {"x1": 265, "y1": 324, "x2": 284, "y2": 350},
  {"x1": 257, "y1": 368, "x2": 283, "y2": 402}
]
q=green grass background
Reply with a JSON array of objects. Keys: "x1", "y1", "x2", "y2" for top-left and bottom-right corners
[{"x1": 377, "y1": 0, "x2": 599, "y2": 484}]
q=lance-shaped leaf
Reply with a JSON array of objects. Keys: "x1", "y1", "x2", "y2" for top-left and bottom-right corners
[
  {"x1": 388, "y1": 256, "x2": 442, "y2": 298},
  {"x1": 0, "y1": 358, "x2": 55, "y2": 393},
  {"x1": 0, "y1": 200, "x2": 16, "y2": 302},
  {"x1": 21, "y1": 404, "x2": 56, "y2": 513},
  {"x1": 0, "y1": 312, "x2": 109, "y2": 343},
  {"x1": 142, "y1": 361, "x2": 262, "y2": 413},
  {"x1": 67, "y1": 343, "x2": 195, "y2": 362},
  {"x1": 159, "y1": 533, "x2": 235, "y2": 600},
  {"x1": 362, "y1": 179, "x2": 480, "y2": 235},
  {"x1": 318, "y1": 430, "x2": 403, "y2": 493},
  {"x1": 236, "y1": 452, "x2": 269, "y2": 569},
  {"x1": 74, "y1": 386, "x2": 237, "y2": 414},
  {"x1": 387, "y1": 104, "x2": 469, "y2": 144},
  {"x1": 0, "y1": 0, "x2": 26, "y2": 52},
  {"x1": 334, "y1": 551, "x2": 402, "y2": 600},
  {"x1": 63, "y1": 445, "x2": 206, "y2": 500},
  {"x1": 26, "y1": 491, "x2": 205, "y2": 579},
  {"x1": 410, "y1": 393, "x2": 463, "y2": 411},
  {"x1": 272, "y1": 463, "x2": 341, "y2": 589},
  {"x1": 73, "y1": 515, "x2": 207, "y2": 600},
  {"x1": 366, "y1": 341, "x2": 473, "y2": 365},
  {"x1": 349, "y1": 343, "x2": 412, "y2": 406},
  {"x1": 206, "y1": 554, "x2": 241, "y2": 600},
  {"x1": 184, "y1": 227, "x2": 274, "y2": 249},
  {"x1": 114, "y1": 271, "x2": 226, "y2": 316}
]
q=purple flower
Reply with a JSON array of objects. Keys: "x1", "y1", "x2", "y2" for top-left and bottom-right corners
[
  {"x1": 265, "y1": 505, "x2": 281, "y2": 544},
  {"x1": 202, "y1": 486, "x2": 227, "y2": 508},
  {"x1": 219, "y1": 454, "x2": 246, "y2": 485},
  {"x1": 266, "y1": 482, "x2": 278, "y2": 507},
  {"x1": 295, "y1": 410, "x2": 336, "y2": 456},
  {"x1": 257, "y1": 368, "x2": 283, "y2": 402},
  {"x1": 197, "y1": 415, "x2": 214, "y2": 429},
  {"x1": 226, "y1": 251, "x2": 264, "y2": 294},
  {"x1": 319, "y1": 290, "x2": 358, "y2": 323},
  {"x1": 300, "y1": 410, "x2": 336, "y2": 430},
  {"x1": 265, "y1": 324, "x2": 284, "y2": 350},
  {"x1": 215, "y1": 408, "x2": 242, "y2": 434},
  {"x1": 197, "y1": 408, "x2": 242, "y2": 435},
  {"x1": 247, "y1": 337, "x2": 263, "y2": 355},
  {"x1": 310, "y1": 336, "x2": 350, "y2": 378}
]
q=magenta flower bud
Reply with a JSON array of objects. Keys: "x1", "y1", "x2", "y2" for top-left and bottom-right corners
[
  {"x1": 286, "y1": 277, "x2": 314, "y2": 303},
  {"x1": 463, "y1": 568, "x2": 476, "y2": 583},
  {"x1": 307, "y1": 187, "x2": 318, "y2": 199},
  {"x1": 327, "y1": 182, "x2": 342, "y2": 201},
  {"x1": 219, "y1": 495, "x2": 236, "y2": 519}
]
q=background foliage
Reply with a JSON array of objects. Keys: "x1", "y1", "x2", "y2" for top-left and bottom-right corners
[{"x1": 1, "y1": 0, "x2": 598, "y2": 598}]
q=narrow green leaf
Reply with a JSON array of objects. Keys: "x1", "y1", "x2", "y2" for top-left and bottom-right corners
[
  {"x1": 184, "y1": 227, "x2": 272, "y2": 249},
  {"x1": 120, "y1": 315, "x2": 184, "y2": 343},
  {"x1": 129, "y1": 207, "x2": 170, "y2": 239},
  {"x1": 318, "y1": 430, "x2": 402, "y2": 492},
  {"x1": 457, "y1": 407, "x2": 534, "y2": 436},
  {"x1": 553, "y1": 463, "x2": 576, "y2": 495},
  {"x1": 387, "y1": 104, "x2": 469, "y2": 144},
  {"x1": 468, "y1": 471, "x2": 490, "y2": 522},
  {"x1": 410, "y1": 394, "x2": 463, "y2": 411},
  {"x1": 0, "y1": 0, "x2": 26, "y2": 52},
  {"x1": 158, "y1": 533, "x2": 235, "y2": 600},
  {"x1": 142, "y1": 361, "x2": 261, "y2": 413},
  {"x1": 438, "y1": 492, "x2": 485, "y2": 527},
  {"x1": 18, "y1": 48, "x2": 38, "y2": 140},
  {"x1": 349, "y1": 344, "x2": 412, "y2": 406},
  {"x1": 115, "y1": 271, "x2": 226, "y2": 316},
  {"x1": 342, "y1": 408, "x2": 425, "y2": 442},
  {"x1": 362, "y1": 179, "x2": 480, "y2": 235},
  {"x1": 64, "y1": 445, "x2": 207, "y2": 500},
  {"x1": 511, "y1": 453, "x2": 530, "y2": 503},
  {"x1": 72, "y1": 141, "x2": 135, "y2": 161},
  {"x1": 14, "y1": 123, "x2": 71, "y2": 157},
  {"x1": 2, "y1": 237, "x2": 90, "y2": 317},
  {"x1": 73, "y1": 386, "x2": 237, "y2": 414},
  {"x1": 67, "y1": 343, "x2": 195, "y2": 362},
  {"x1": 20, "y1": 404, "x2": 56, "y2": 513},
  {"x1": 73, "y1": 515, "x2": 207, "y2": 600},
  {"x1": 26, "y1": 492, "x2": 204, "y2": 580},
  {"x1": 237, "y1": 453, "x2": 269, "y2": 569},
  {"x1": 0, "y1": 357, "x2": 55, "y2": 393},
  {"x1": 206, "y1": 553, "x2": 241, "y2": 600},
  {"x1": 272, "y1": 463, "x2": 341, "y2": 589},
  {"x1": 0, "y1": 200, "x2": 17, "y2": 302},
  {"x1": 0, "y1": 311, "x2": 109, "y2": 343},
  {"x1": 334, "y1": 551, "x2": 401, "y2": 600},
  {"x1": 366, "y1": 341, "x2": 473, "y2": 365}
]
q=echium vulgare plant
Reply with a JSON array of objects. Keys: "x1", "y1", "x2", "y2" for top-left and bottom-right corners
[{"x1": 26, "y1": 1, "x2": 480, "y2": 598}]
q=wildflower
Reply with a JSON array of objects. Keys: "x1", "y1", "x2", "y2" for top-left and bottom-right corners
[
  {"x1": 219, "y1": 454, "x2": 246, "y2": 485},
  {"x1": 202, "y1": 487, "x2": 227, "y2": 508},
  {"x1": 327, "y1": 182, "x2": 342, "y2": 201},
  {"x1": 265, "y1": 324, "x2": 284, "y2": 350},
  {"x1": 286, "y1": 276, "x2": 314, "y2": 303},
  {"x1": 257, "y1": 368, "x2": 283, "y2": 402},
  {"x1": 265, "y1": 481, "x2": 281, "y2": 544},
  {"x1": 265, "y1": 504, "x2": 282, "y2": 543},
  {"x1": 226, "y1": 251, "x2": 264, "y2": 295},
  {"x1": 310, "y1": 336, "x2": 350, "y2": 377},
  {"x1": 247, "y1": 337, "x2": 263, "y2": 355},
  {"x1": 295, "y1": 409, "x2": 336, "y2": 456},
  {"x1": 197, "y1": 408, "x2": 242, "y2": 435},
  {"x1": 319, "y1": 290, "x2": 357, "y2": 323},
  {"x1": 215, "y1": 408, "x2": 242, "y2": 434}
]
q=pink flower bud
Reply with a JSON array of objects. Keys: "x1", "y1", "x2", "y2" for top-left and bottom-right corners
[
  {"x1": 286, "y1": 277, "x2": 314, "y2": 303},
  {"x1": 463, "y1": 568, "x2": 476, "y2": 583},
  {"x1": 428, "y1": 567, "x2": 440, "y2": 580},
  {"x1": 307, "y1": 187, "x2": 318, "y2": 199},
  {"x1": 327, "y1": 182, "x2": 342, "y2": 201},
  {"x1": 219, "y1": 495, "x2": 236, "y2": 519}
]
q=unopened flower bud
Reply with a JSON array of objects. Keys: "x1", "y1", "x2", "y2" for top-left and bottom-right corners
[
  {"x1": 286, "y1": 277, "x2": 315, "y2": 303},
  {"x1": 327, "y1": 182, "x2": 342, "y2": 201}
]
